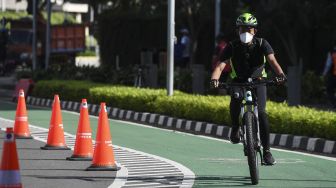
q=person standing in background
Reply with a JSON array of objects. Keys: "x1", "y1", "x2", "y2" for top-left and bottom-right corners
[
  {"x1": 322, "y1": 41, "x2": 336, "y2": 108},
  {"x1": 179, "y1": 28, "x2": 191, "y2": 68},
  {"x1": 212, "y1": 32, "x2": 231, "y2": 82},
  {"x1": 0, "y1": 18, "x2": 8, "y2": 75}
]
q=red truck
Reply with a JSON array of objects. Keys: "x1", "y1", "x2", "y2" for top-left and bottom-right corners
[{"x1": 4, "y1": 17, "x2": 85, "y2": 71}]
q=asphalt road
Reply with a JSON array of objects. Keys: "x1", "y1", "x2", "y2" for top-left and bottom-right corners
[{"x1": 0, "y1": 131, "x2": 117, "y2": 188}]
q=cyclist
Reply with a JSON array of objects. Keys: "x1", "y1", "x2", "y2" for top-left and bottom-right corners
[{"x1": 210, "y1": 13, "x2": 286, "y2": 165}]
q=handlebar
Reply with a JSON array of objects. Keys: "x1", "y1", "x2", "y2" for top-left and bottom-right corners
[{"x1": 217, "y1": 79, "x2": 277, "y2": 89}]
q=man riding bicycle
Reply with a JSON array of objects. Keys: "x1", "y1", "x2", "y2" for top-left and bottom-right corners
[{"x1": 210, "y1": 13, "x2": 286, "y2": 165}]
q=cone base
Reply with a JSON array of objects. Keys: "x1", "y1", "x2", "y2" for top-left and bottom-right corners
[
  {"x1": 86, "y1": 164, "x2": 120, "y2": 171},
  {"x1": 66, "y1": 155, "x2": 92, "y2": 161},
  {"x1": 41, "y1": 145, "x2": 71, "y2": 150},
  {"x1": 15, "y1": 135, "x2": 33, "y2": 139}
]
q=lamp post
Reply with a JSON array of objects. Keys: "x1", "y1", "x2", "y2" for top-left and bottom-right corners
[
  {"x1": 32, "y1": 0, "x2": 37, "y2": 71},
  {"x1": 215, "y1": 0, "x2": 221, "y2": 38},
  {"x1": 45, "y1": 0, "x2": 51, "y2": 70},
  {"x1": 167, "y1": 0, "x2": 175, "y2": 96}
]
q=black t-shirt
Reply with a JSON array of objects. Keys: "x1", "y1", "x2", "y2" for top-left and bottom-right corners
[{"x1": 219, "y1": 37, "x2": 274, "y2": 80}]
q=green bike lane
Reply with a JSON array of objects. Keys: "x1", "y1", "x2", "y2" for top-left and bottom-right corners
[{"x1": 0, "y1": 100, "x2": 335, "y2": 187}]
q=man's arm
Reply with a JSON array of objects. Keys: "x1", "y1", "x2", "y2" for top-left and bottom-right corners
[
  {"x1": 266, "y1": 54, "x2": 284, "y2": 75},
  {"x1": 211, "y1": 42, "x2": 232, "y2": 85},
  {"x1": 211, "y1": 60, "x2": 229, "y2": 80},
  {"x1": 210, "y1": 61, "x2": 229, "y2": 88}
]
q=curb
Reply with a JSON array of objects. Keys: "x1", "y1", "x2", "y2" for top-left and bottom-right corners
[{"x1": 26, "y1": 96, "x2": 336, "y2": 155}]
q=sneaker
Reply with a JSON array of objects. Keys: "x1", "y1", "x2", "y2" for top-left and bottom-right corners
[
  {"x1": 263, "y1": 150, "x2": 276, "y2": 165},
  {"x1": 230, "y1": 127, "x2": 240, "y2": 144}
]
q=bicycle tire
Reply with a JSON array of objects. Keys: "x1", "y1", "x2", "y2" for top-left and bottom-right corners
[{"x1": 243, "y1": 111, "x2": 259, "y2": 185}]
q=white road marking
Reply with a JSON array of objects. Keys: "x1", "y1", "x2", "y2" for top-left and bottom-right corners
[{"x1": 0, "y1": 115, "x2": 194, "y2": 188}]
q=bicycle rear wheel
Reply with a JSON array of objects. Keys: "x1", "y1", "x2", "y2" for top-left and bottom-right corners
[{"x1": 243, "y1": 111, "x2": 259, "y2": 185}]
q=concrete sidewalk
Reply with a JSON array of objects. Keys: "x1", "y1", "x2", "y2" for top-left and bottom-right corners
[{"x1": 0, "y1": 131, "x2": 116, "y2": 188}]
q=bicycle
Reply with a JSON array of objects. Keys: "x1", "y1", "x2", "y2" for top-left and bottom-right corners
[{"x1": 217, "y1": 78, "x2": 278, "y2": 185}]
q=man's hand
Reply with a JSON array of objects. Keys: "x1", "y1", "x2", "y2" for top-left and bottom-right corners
[
  {"x1": 275, "y1": 73, "x2": 287, "y2": 85},
  {"x1": 210, "y1": 79, "x2": 219, "y2": 89}
]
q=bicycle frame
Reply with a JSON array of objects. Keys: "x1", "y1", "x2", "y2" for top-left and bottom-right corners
[{"x1": 238, "y1": 87, "x2": 263, "y2": 163}]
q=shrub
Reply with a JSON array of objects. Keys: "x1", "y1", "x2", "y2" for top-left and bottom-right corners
[
  {"x1": 88, "y1": 86, "x2": 169, "y2": 112},
  {"x1": 77, "y1": 50, "x2": 96, "y2": 57},
  {"x1": 153, "y1": 95, "x2": 231, "y2": 124},
  {"x1": 267, "y1": 102, "x2": 336, "y2": 139},
  {"x1": 32, "y1": 80, "x2": 336, "y2": 140},
  {"x1": 32, "y1": 80, "x2": 97, "y2": 101}
]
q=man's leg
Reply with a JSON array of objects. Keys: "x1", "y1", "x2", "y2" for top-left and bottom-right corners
[
  {"x1": 256, "y1": 85, "x2": 270, "y2": 150},
  {"x1": 256, "y1": 85, "x2": 276, "y2": 165},
  {"x1": 230, "y1": 97, "x2": 242, "y2": 144}
]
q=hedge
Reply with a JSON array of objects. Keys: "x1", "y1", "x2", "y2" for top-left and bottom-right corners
[
  {"x1": 32, "y1": 80, "x2": 336, "y2": 140},
  {"x1": 0, "y1": 11, "x2": 76, "y2": 25}
]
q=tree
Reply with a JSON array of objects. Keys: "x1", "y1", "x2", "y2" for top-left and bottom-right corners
[
  {"x1": 175, "y1": 0, "x2": 215, "y2": 65},
  {"x1": 245, "y1": 0, "x2": 336, "y2": 70},
  {"x1": 89, "y1": 0, "x2": 218, "y2": 66},
  {"x1": 96, "y1": 0, "x2": 168, "y2": 69}
]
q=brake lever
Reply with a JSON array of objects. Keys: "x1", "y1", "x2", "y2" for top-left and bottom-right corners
[
  {"x1": 274, "y1": 77, "x2": 286, "y2": 85},
  {"x1": 217, "y1": 82, "x2": 229, "y2": 89}
]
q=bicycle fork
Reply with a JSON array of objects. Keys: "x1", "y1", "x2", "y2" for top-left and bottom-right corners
[
  {"x1": 240, "y1": 105, "x2": 248, "y2": 156},
  {"x1": 254, "y1": 106, "x2": 264, "y2": 165}
]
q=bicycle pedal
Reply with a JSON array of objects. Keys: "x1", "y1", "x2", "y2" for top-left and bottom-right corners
[
  {"x1": 261, "y1": 160, "x2": 277, "y2": 166},
  {"x1": 261, "y1": 162, "x2": 275, "y2": 166}
]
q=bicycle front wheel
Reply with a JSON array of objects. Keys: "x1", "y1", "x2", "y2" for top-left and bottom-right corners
[{"x1": 243, "y1": 111, "x2": 259, "y2": 185}]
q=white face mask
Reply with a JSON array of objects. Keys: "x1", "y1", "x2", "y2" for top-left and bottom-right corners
[{"x1": 239, "y1": 32, "x2": 254, "y2": 44}]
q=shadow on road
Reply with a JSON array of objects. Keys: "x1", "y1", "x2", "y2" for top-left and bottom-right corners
[
  {"x1": 190, "y1": 175, "x2": 336, "y2": 187},
  {"x1": 24, "y1": 175, "x2": 115, "y2": 182},
  {"x1": 193, "y1": 175, "x2": 251, "y2": 187}
]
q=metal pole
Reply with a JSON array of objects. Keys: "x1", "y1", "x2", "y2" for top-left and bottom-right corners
[
  {"x1": 32, "y1": 0, "x2": 37, "y2": 71},
  {"x1": 215, "y1": 0, "x2": 221, "y2": 38},
  {"x1": 2, "y1": 0, "x2": 6, "y2": 12},
  {"x1": 167, "y1": 0, "x2": 175, "y2": 96},
  {"x1": 45, "y1": 0, "x2": 51, "y2": 70}
]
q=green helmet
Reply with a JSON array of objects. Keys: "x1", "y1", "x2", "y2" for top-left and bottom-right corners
[{"x1": 236, "y1": 13, "x2": 258, "y2": 27}]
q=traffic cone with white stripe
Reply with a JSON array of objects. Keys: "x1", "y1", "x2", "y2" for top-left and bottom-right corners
[
  {"x1": 67, "y1": 99, "x2": 93, "y2": 161},
  {"x1": 13, "y1": 89, "x2": 32, "y2": 139},
  {"x1": 41, "y1": 95, "x2": 70, "y2": 150},
  {"x1": 0, "y1": 127, "x2": 22, "y2": 188},
  {"x1": 86, "y1": 103, "x2": 119, "y2": 171}
]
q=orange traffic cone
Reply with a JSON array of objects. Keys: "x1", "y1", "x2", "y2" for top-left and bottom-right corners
[
  {"x1": 41, "y1": 95, "x2": 70, "y2": 150},
  {"x1": 13, "y1": 89, "x2": 32, "y2": 139},
  {"x1": 67, "y1": 99, "x2": 93, "y2": 161},
  {"x1": 86, "y1": 103, "x2": 119, "y2": 171},
  {"x1": 0, "y1": 127, "x2": 22, "y2": 188}
]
